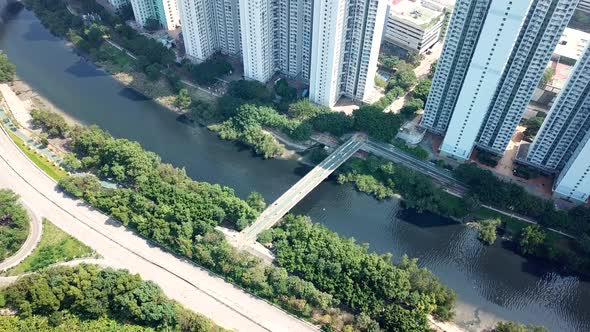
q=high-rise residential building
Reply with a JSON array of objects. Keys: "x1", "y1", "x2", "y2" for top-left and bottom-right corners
[
  {"x1": 421, "y1": 0, "x2": 493, "y2": 135},
  {"x1": 130, "y1": 0, "x2": 180, "y2": 30},
  {"x1": 179, "y1": 0, "x2": 241, "y2": 62},
  {"x1": 422, "y1": 0, "x2": 578, "y2": 161},
  {"x1": 239, "y1": 0, "x2": 275, "y2": 82},
  {"x1": 553, "y1": 131, "x2": 590, "y2": 203},
  {"x1": 524, "y1": 43, "x2": 590, "y2": 203},
  {"x1": 384, "y1": 0, "x2": 445, "y2": 54},
  {"x1": 239, "y1": 0, "x2": 314, "y2": 82},
  {"x1": 108, "y1": 0, "x2": 129, "y2": 9},
  {"x1": 309, "y1": 0, "x2": 387, "y2": 107},
  {"x1": 579, "y1": 0, "x2": 590, "y2": 12},
  {"x1": 476, "y1": 0, "x2": 578, "y2": 155},
  {"x1": 525, "y1": 42, "x2": 590, "y2": 169},
  {"x1": 179, "y1": 0, "x2": 385, "y2": 107}
]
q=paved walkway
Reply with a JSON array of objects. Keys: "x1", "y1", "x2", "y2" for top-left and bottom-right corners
[
  {"x1": 0, "y1": 201, "x2": 43, "y2": 272},
  {"x1": 0, "y1": 114, "x2": 318, "y2": 331},
  {"x1": 0, "y1": 84, "x2": 32, "y2": 127}
]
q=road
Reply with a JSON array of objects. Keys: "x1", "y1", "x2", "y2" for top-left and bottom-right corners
[
  {"x1": 242, "y1": 135, "x2": 365, "y2": 241},
  {"x1": 0, "y1": 201, "x2": 42, "y2": 272},
  {"x1": 0, "y1": 124, "x2": 317, "y2": 332}
]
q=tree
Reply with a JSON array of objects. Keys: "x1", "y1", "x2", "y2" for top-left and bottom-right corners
[
  {"x1": 538, "y1": 67, "x2": 555, "y2": 88},
  {"x1": 400, "y1": 98, "x2": 424, "y2": 118},
  {"x1": 174, "y1": 88, "x2": 192, "y2": 110},
  {"x1": 375, "y1": 75, "x2": 387, "y2": 88},
  {"x1": 379, "y1": 55, "x2": 400, "y2": 71},
  {"x1": 30, "y1": 109, "x2": 70, "y2": 138},
  {"x1": 518, "y1": 225, "x2": 546, "y2": 255},
  {"x1": 412, "y1": 79, "x2": 431, "y2": 104},
  {"x1": 310, "y1": 112, "x2": 354, "y2": 136},
  {"x1": 407, "y1": 51, "x2": 422, "y2": 66},
  {"x1": 246, "y1": 192, "x2": 266, "y2": 213},
  {"x1": 0, "y1": 189, "x2": 30, "y2": 261},
  {"x1": 274, "y1": 79, "x2": 296, "y2": 101},
  {"x1": 189, "y1": 55, "x2": 232, "y2": 86},
  {"x1": 353, "y1": 106, "x2": 402, "y2": 142},
  {"x1": 0, "y1": 53, "x2": 16, "y2": 83},
  {"x1": 84, "y1": 24, "x2": 108, "y2": 48},
  {"x1": 478, "y1": 219, "x2": 501, "y2": 245},
  {"x1": 522, "y1": 114, "x2": 546, "y2": 141},
  {"x1": 495, "y1": 321, "x2": 547, "y2": 332},
  {"x1": 288, "y1": 99, "x2": 329, "y2": 121},
  {"x1": 62, "y1": 152, "x2": 83, "y2": 170},
  {"x1": 388, "y1": 67, "x2": 417, "y2": 92},
  {"x1": 145, "y1": 63, "x2": 162, "y2": 81},
  {"x1": 228, "y1": 80, "x2": 270, "y2": 101},
  {"x1": 39, "y1": 133, "x2": 49, "y2": 148}
]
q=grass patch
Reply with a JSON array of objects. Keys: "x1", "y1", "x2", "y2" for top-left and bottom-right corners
[
  {"x1": 1, "y1": 123, "x2": 67, "y2": 181},
  {"x1": 6, "y1": 219, "x2": 94, "y2": 275}
]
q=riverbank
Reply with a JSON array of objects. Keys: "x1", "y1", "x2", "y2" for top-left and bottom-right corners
[{"x1": 3, "y1": 8, "x2": 590, "y2": 331}]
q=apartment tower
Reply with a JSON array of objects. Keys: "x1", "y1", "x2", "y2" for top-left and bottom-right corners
[
  {"x1": 476, "y1": 0, "x2": 578, "y2": 155},
  {"x1": 238, "y1": 0, "x2": 315, "y2": 82},
  {"x1": 130, "y1": 0, "x2": 180, "y2": 30},
  {"x1": 309, "y1": 0, "x2": 387, "y2": 107},
  {"x1": 420, "y1": 0, "x2": 493, "y2": 135},
  {"x1": 422, "y1": 0, "x2": 578, "y2": 160},
  {"x1": 179, "y1": 0, "x2": 241, "y2": 62},
  {"x1": 525, "y1": 44, "x2": 590, "y2": 202}
]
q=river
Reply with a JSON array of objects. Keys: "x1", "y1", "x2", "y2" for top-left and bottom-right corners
[{"x1": 1, "y1": 8, "x2": 589, "y2": 331}]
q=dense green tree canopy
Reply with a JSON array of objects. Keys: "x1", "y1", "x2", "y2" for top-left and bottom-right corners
[
  {"x1": 268, "y1": 215, "x2": 456, "y2": 331},
  {"x1": 0, "y1": 190, "x2": 30, "y2": 262},
  {"x1": 0, "y1": 53, "x2": 16, "y2": 83},
  {"x1": 353, "y1": 106, "x2": 402, "y2": 142}
]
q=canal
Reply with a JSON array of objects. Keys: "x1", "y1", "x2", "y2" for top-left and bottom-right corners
[{"x1": 1, "y1": 8, "x2": 589, "y2": 331}]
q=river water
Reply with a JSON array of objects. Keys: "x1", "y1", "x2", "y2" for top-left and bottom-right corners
[{"x1": 1, "y1": 8, "x2": 589, "y2": 331}]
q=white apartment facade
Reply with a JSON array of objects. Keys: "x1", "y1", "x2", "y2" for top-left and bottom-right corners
[
  {"x1": 526, "y1": 43, "x2": 590, "y2": 169},
  {"x1": 579, "y1": 0, "x2": 590, "y2": 12},
  {"x1": 554, "y1": 132, "x2": 590, "y2": 203},
  {"x1": 130, "y1": 0, "x2": 180, "y2": 30},
  {"x1": 384, "y1": 0, "x2": 445, "y2": 54},
  {"x1": 239, "y1": 0, "x2": 275, "y2": 82},
  {"x1": 239, "y1": 0, "x2": 315, "y2": 82},
  {"x1": 440, "y1": 0, "x2": 534, "y2": 160},
  {"x1": 476, "y1": 0, "x2": 578, "y2": 155},
  {"x1": 179, "y1": 0, "x2": 242, "y2": 62},
  {"x1": 309, "y1": 0, "x2": 387, "y2": 107},
  {"x1": 421, "y1": 0, "x2": 492, "y2": 135}
]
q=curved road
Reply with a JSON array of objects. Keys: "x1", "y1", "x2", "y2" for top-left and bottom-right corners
[
  {"x1": 0, "y1": 125, "x2": 317, "y2": 332},
  {"x1": 0, "y1": 201, "x2": 42, "y2": 272}
]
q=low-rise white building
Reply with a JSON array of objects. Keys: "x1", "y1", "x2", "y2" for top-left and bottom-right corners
[{"x1": 383, "y1": 0, "x2": 445, "y2": 54}]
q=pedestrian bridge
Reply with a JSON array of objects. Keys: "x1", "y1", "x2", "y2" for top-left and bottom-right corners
[{"x1": 241, "y1": 134, "x2": 365, "y2": 241}]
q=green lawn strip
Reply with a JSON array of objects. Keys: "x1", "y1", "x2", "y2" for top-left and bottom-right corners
[
  {"x1": 6, "y1": 219, "x2": 95, "y2": 276},
  {"x1": 1, "y1": 124, "x2": 67, "y2": 181}
]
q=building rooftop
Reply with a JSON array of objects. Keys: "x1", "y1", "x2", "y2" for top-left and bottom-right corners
[
  {"x1": 389, "y1": 0, "x2": 444, "y2": 29},
  {"x1": 554, "y1": 27, "x2": 590, "y2": 62}
]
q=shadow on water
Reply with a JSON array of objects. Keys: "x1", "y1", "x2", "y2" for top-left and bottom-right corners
[
  {"x1": 65, "y1": 59, "x2": 108, "y2": 78},
  {"x1": 398, "y1": 208, "x2": 459, "y2": 228},
  {"x1": 23, "y1": 21, "x2": 59, "y2": 42},
  {"x1": 117, "y1": 87, "x2": 151, "y2": 101}
]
